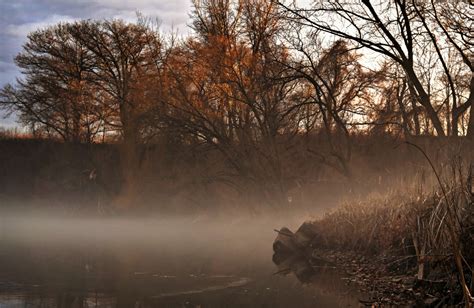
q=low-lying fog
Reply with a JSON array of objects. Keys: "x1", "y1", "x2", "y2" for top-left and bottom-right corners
[
  {"x1": 0, "y1": 210, "x2": 361, "y2": 307},
  {"x1": 1, "y1": 213, "x2": 306, "y2": 274}
]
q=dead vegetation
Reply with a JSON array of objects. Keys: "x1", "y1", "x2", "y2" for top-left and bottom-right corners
[{"x1": 274, "y1": 158, "x2": 474, "y2": 306}]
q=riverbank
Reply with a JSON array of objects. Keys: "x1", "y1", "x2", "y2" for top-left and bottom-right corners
[
  {"x1": 312, "y1": 249, "x2": 454, "y2": 306},
  {"x1": 274, "y1": 174, "x2": 474, "y2": 306}
]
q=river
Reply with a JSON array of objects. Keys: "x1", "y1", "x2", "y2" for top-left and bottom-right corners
[{"x1": 0, "y1": 213, "x2": 362, "y2": 307}]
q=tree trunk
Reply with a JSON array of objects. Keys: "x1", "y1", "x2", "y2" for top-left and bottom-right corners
[
  {"x1": 397, "y1": 80, "x2": 411, "y2": 137},
  {"x1": 452, "y1": 108, "x2": 459, "y2": 137},
  {"x1": 405, "y1": 64, "x2": 445, "y2": 136},
  {"x1": 117, "y1": 102, "x2": 140, "y2": 208},
  {"x1": 466, "y1": 77, "x2": 474, "y2": 139}
]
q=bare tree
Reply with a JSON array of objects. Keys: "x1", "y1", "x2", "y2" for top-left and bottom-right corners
[
  {"x1": 69, "y1": 20, "x2": 165, "y2": 203},
  {"x1": 280, "y1": 33, "x2": 384, "y2": 177},
  {"x1": 426, "y1": 0, "x2": 474, "y2": 137},
  {"x1": 278, "y1": 0, "x2": 471, "y2": 137},
  {"x1": 0, "y1": 24, "x2": 102, "y2": 142}
]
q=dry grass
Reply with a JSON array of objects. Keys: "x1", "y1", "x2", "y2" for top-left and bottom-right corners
[{"x1": 313, "y1": 159, "x2": 474, "y2": 304}]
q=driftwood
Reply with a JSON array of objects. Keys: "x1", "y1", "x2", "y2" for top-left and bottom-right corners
[
  {"x1": 272, "y1": 222, "x2": 325, "y2": 283},
  {"x1": 273, "y1": 222, "x2": 320, "y2": 255},
  {"x1": 273, "y1": 227, "x2": 298, "y2": 254}
]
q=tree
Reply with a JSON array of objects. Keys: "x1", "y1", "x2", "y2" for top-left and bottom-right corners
[
  {"x1": 426, "y1": 0, "x2": 474, "y2": 137},
  {"x1": 162, "y1": 0, "x2": 305, "y2": 207},
  {"x1": 68, "y1": 20, "x2": 165, "y2": 203},
  {"x1": 410, "y1": 0, "x2": 473, "y2": 137},
  {"x1": 279, "y1": 0, "x2": 473, "y2": 137},
  {"x1": 0, "y1": 19, "x2": 167, "y2": 206},
  {"x1": 280, "y1": 32, "x2": 384, "y2": 177},
  {"x1": 0, "y1": 23, "x2": 102, "y2": 143}
]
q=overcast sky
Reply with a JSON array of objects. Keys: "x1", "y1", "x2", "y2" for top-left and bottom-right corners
[{"x1": 0, "y1": 0, "x2": 192, "y2": 128}]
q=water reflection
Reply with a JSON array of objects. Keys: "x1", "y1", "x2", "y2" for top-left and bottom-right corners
[{"x1": 0, "y1": 215, "x2": 361, "y2": 307}]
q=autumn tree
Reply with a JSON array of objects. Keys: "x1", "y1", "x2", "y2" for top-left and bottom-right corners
[
  {"x1": 68, "y1": 20, "x2": 165, "y2": 203},
  {"x1": 0, "y1": 24, "x2": 102, "y2": 142},
  {"x1": 162, "y1": 0, "x2": 306, "y2": 207},
  {"x1": 0, "y1": 19, "x2": 167, "y2": 206}
]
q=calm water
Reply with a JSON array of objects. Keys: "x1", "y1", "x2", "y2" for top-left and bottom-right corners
[{"x1": 0, "y1": 214, "x2": 362, "y2": 307}]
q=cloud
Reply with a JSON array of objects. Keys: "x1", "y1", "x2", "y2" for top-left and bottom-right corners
[
  {"x1": 0, "y1": 61, "x2": 18, "y2": 83},
  {"x1": 0, "y1": 0, "x2": 192, "y2": 83},
  {"x1": 0, "y1": 0, "x2": 192, "y2": 127},
  {"x1": 5, "y1": 14, "x2": 76, "y2": 38}
]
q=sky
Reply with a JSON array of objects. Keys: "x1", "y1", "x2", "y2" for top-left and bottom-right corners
[{"x1": 0, "y1": 0, "x2": 192, "y2": 128}]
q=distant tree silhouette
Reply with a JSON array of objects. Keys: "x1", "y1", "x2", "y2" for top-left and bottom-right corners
[{"x1": 0, "y1": 24, "x2": 101, "y2": 142}]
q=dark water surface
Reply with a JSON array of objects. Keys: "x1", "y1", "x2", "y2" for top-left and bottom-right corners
[{"x1": 0, "y1": 214, "x2": 362, "y2": 307}]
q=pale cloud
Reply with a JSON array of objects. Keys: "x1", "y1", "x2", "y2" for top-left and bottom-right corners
[
  {"x1": 0, "y1": 0, "x2": 192, "y2": 127},
  {"x1": 5, "y1": 14, "x2": 76, "y2": 38},
  {"x1": 0, "y1": 0, "x2": 191, "y2": 83}
]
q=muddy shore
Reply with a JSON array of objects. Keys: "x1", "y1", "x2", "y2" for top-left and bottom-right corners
[{"x1": 273, "y1": 223, "x2": 467, "y2": 307}]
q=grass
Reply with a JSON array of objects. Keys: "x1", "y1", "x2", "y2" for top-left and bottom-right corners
[{"x1": 311, "y1": 158, "x2": 474, "y2": 305}]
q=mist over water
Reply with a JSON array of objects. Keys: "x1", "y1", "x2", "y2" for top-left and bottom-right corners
[
  {"x1": 0, "y1": 0, "x2": 472, "y2": 303},
  {"x1": 0, "y1": 210, "x2": 360, "y2": 307},
  {"x1": 1, "y1": 212, "x2": 305, "y2": 269}
]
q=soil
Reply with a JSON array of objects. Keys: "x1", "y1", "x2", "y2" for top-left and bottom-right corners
[{"x1": 273, "y1": 225, "x2": 467, "y2": 307}]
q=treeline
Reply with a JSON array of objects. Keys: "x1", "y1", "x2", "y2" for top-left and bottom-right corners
[{"x1": 0, "y1": 0, "x2": 472, "y2": 209}]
